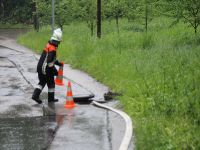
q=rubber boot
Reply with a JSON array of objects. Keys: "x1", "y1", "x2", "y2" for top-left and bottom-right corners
[
  {"x1": 32, "y1": 88, "x2": 42, "y2": 104},
  {"x1": 48, "y1": 92, "x2": 59, "y2": 102}
]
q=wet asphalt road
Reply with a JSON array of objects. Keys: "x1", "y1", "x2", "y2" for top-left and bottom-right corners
[{"x1": 0, "y1": 29, "x2": 133, "y2": 150}]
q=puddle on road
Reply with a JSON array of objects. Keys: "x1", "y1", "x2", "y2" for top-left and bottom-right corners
[
  {"x1": 1, "y1": 104, "x2": 32, "y2": 117},
  {"x1": 0, "y1": 103, "x2": 65, "y2": 150},
  {"x1": 0, "y1": 116, "x2": 60, "y2": 150}
]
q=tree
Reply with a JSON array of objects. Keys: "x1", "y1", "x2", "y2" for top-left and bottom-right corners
[
  {"x1": 55, "y1": 0, "x2": 74, "y2": 30},
  {"x1": 32, "y1": 0, "x2": 39, "y2": 31},
  {"x1": 162, "y1": 0, "x2": 200, "y2": 34},
  {"x1": 179, "y1": 0, "x2": 200, "y2": 34},
  {"x1": 0, "y1": 0, "x2": 33, "y2": 24},
  {"x1": 76, "y1": 0, "x2": 96, "y2": 36},
  {"x1": 105, "y1": 0, "x2": 127, "y2": 33},
  {"x1": 34, "y1": 0, "x2": 51, "y2": 26},
  {"x1": 125, "y1": 0, "x2": 138, "y2": 21},
  {"x1": 11, "y1": 0, "x2": 32, "y2": 24},
  {"x1": 0, "y1": 0, "x2": 4, "y2": 18},
  {"x1": 128, "y1": 0, "x2": 157, "y2": 32}
]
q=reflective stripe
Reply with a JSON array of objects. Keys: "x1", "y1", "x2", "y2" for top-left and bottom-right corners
[
  {"x1": 66, "y1": 96, "x2": 73, "y2": 101},
  {"x1": 42, "y1": 62, "x2": 47, "y2": 75},
  {"x1": 48, "y1": 62, "x2": 54, "y2": 67},
  {"x1": 42, "y1": 53, "x2": 48, "y2": 75},
  {"x1": 36, "y1": 85, "x2": 43, "y2": 90},
  {"x1": 48, "y1": 88, "x2": 55, "y2": 93}
]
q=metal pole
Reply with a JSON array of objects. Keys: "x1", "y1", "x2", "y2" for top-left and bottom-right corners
[
  {"x1": 52, "y1": 0, "x2": 55, "y2": 34},
  {"x1": 97, "y1": 0, "x2": 101, "y2": 38}
]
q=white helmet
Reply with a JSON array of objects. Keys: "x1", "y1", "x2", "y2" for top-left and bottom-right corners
[{"x1": 51, "y1": 28, "x2": 62, "y2": 41}]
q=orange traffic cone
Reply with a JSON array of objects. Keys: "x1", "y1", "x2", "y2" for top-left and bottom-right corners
[
  {"x1": 64, "y1": 81, "x2": 76, "y2": 109},
  {"x1": 55, "y1": 64, "x2": 64, "y2": 86}
]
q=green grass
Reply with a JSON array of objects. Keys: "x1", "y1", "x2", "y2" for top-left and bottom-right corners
[{"x1": 17, "y1": 18, "x2": 200, "y2": 149}]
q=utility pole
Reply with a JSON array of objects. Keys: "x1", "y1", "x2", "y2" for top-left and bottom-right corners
[
  {"x1": 97, "y1": 0, "x2": 101, "y2": 38},
  {"x1": 52, "y1": 0, "x2": 55, "y2": 33}
]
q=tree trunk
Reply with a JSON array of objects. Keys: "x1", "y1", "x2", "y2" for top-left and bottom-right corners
[
  {"x1": 97, "y1": 0, "x2": 101, "y2": 38},
  {"x1": 33, "y1": 1, "x2": 39, "y2": 32},
  {"x1": 145, "y1": 0, "x2": 148, "y2": 32},
  {"x1": 116, "y1": 16, "x2": 119, "y2": 34},
  {"x1": 34, "y1": 14, "x2": 39, "y2": 32},
  {"x1": 194, "y1": 19, "x2": 198, "y2": 34},
  {"x1": 91, "y1": 21, "x2": 94, "y2": 36},
  {"x1": 195, "y1": 26, "x2": 197, "y2": 34},
  {"x1": 57, "y1": 16, "x2": 63, "y2": 30},
  {"x1": 0, "y1": 0, "x2": 4, "y2": 17}
]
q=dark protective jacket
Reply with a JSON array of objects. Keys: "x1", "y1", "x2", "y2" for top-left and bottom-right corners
[{"x1": 37, "y1": 40, "x2": 62, "y2": 75}]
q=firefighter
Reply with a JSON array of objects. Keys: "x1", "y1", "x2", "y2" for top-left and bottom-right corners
[{"x1": 32, "y1": 28, "x2": 63, "y2": 104}]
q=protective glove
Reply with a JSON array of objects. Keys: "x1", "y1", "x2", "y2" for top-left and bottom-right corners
[
  {"x1": 55, "y1": 60, "x2": 64, "y2": 67},
  {"x1": 61, "y1": 61, "x2": 64, "y2": 67}
]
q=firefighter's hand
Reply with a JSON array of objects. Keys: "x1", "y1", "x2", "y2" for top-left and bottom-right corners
[
  {"x1": 55, "y1": 60, "x2": 64, "y2": 67},
  {"x1": 60, "y1": 61, "x2": 64, "y2": 67}
]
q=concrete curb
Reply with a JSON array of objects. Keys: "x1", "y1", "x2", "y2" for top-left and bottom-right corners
[{"x1": 92, "y1": 101, "x2": 133, "y2": 150}]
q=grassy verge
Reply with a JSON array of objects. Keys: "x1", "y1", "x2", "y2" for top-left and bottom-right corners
[{"x1": 17, "y1": 18, "x2": 200, "y2": 149}]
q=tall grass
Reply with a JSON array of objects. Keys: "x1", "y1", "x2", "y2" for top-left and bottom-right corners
[{"x1": 18, "y1": 18, "x2": 200, "y2": 149}]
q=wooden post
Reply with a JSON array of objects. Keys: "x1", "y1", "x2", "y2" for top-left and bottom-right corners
[{"x1": 97, "y1": 0, "x2": 101, "y2": 38}]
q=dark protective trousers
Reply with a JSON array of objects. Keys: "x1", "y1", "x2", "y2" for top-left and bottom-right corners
[
  {"x1": 37, "y1": 73, "x2": 55, "y2": 92},
  {"x1": 33, "y1": 72, "x2": 55, "y2": 102}
]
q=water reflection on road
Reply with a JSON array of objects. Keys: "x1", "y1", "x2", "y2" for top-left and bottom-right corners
[{"x1": 0, "y1": 103, "x2": 64, "y2": 150}]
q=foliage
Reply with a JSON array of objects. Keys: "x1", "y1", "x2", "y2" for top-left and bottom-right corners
[
  {"x1": 0, "y1": 0, "x2": 33, "y2": 24},
  {"x1": 104, "y1": 0, "x2": 127, "y2": 32},
  {"x1": 160, "y1": 0, "x2": 200, "y2": 34},
  {"x1": 1, "y1": 0, "x2": 200, "y2": 34},
  {"x1": 77, "y1": 0, "x2": 97, "y2": 36},
  {"x1": 33, "y1": 0, "x2": 51, "y2": 26},
  {"x1": 55, "y1": 0, "x2": 74, "y2": 29}
]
